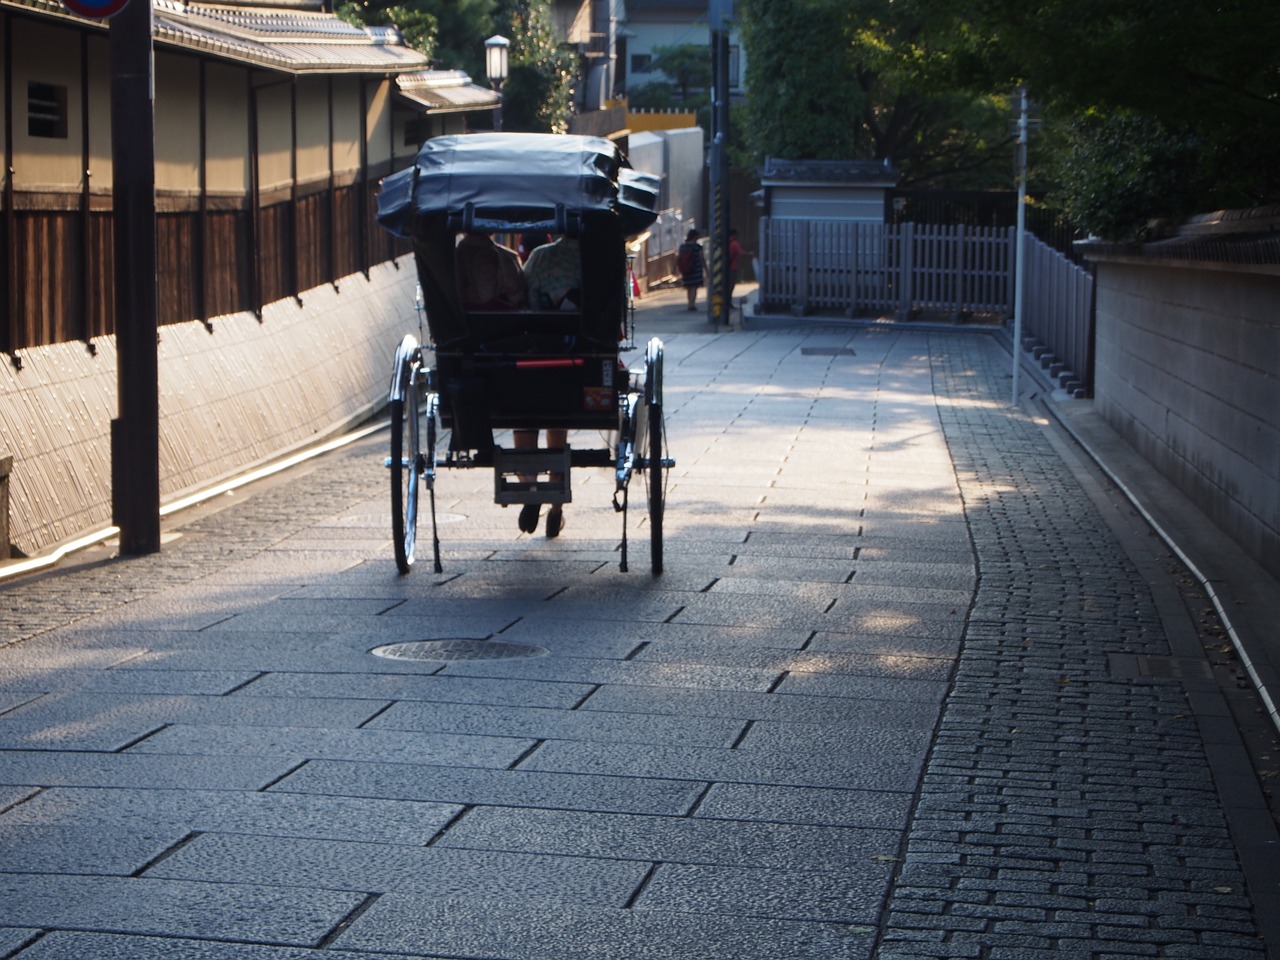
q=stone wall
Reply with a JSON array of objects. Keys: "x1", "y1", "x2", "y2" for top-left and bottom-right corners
[
  {"x1": 0, "y1": 259, "x2": 416, "y2": 557},
  {"x1": 1088, "y1": 233, "x2": 1280, "y2": 579}
]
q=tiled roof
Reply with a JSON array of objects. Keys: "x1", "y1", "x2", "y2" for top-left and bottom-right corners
[
  {"x1": 156, "y1": 0, "x2": 429, "y2": 72},
  {"x1": 4, "y1": 0, "x2": 430, "y2": 74},
  {"x1": 396, "y1": 70, "x2": 500, "y2": 113},
  {"x1": 760, "y1": 156, "x2": 900, "y2": 186}
]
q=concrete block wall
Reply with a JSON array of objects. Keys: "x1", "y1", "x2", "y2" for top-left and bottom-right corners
[
  {"x1": 1092, "y1": 257, "x2": 1280, "y2": 578},
  {"x1": 0, "y1": 259, "x2": 416, "y2": 557}
]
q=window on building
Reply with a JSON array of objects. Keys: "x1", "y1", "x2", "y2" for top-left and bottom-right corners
[
  {"x1": 405, "y1": 118, "x2": 431, "y2": 147},
  {"x1": 631, "y1": 53, "x2": 652, "y2": 74},
  {"x1": 28, "y1": 82, "x2": 68, "y2": 139},
  {"x1": 729, "y1": 46, "x2": 741, "y2": 89}
]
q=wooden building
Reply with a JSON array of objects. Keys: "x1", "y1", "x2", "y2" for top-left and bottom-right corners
[{"x1": 0, "y1": 0, "x2": 497, "y2": 558}]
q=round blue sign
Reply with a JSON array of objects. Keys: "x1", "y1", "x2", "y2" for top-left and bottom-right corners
[{"x1": 63, "y1": 0, "x2": 130, "y2": 18}]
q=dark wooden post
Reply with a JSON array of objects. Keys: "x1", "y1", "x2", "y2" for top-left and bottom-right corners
[{"x1": 109, "y1": 0, "x2": 161, "y2": 554}]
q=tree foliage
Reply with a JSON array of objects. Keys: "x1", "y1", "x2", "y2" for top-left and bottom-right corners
[
  {"x1": 493, "y1": 0, "x2": 574, "y2": 133},
  {"x1": 337, "y1": 0, "x2": 572, "y2": 135},
  {"x1": 738, "y1": 0, "x2": 1013, "y2": 187},
  {"x1": 648, "y1": 45, "x2": 713, "y2": 103},
  {"x1": 337, "y1": 1, "x2": 438, "y2": 56},
  {"x1": 920, "y1": 0, "x2": 1280, "y2": 237},
  {"x1": 338, "y1": 0, "x2": 496, "y2": 75},
  {"x1": 737, "y1": 0, "x2": 1280, "y2": 236}
]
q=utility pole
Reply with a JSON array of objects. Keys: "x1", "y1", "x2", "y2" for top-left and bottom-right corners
[
  {"x1": 1010, "y1": 85, "x2": 1028, "y2": 408},
  {"x1": 110, "y1": 0, "x2": 161, "y2": 554},
  {"x1": 707, "y1": 0, "x2": 732, "y2": 328}
]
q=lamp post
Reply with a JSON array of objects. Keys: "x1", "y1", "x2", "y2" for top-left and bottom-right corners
[{"x1": 484, "y1": 34, "x2": 509, "y2": 131}]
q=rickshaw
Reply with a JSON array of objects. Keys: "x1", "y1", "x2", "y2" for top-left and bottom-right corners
[{"x1": 375, "y1": 133, "x2": 670, "y2": 575}]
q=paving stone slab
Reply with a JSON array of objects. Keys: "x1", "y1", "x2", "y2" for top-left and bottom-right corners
[
  {"x1": 111, "y1": 642, "x2": 466, "y2": 676},
  {"x1": 0, "y1": 874, "x2": 363, "y2": 946},
  {"x1": 707, "y1": 576, "x2": 973, "y2": 609},
  {"x1": 636, "y1": 860, "x2": 894, "y2": 923},
  {"x1": 505, "y1": 595, "x2": 692, "y2": 624},
  {"x1": 189, "y1": 551, "x2": 367, "y2": 584},
  {"x1": 6, "y1": 930, "x2": 430, "y2": 959},
  {"x1": 364, "y1": 699, "x2": 746, "y2": 747},
  {"x1": 229, "y1": 671, "x2": 596, "y2": 709},
  {"x1": 438, "y1": 805, "x2": 899, "y2": 872},
  {"x1": 202, "y1": 608, "x2": 523, "y2": 636},
  {"x1": 0, "y1": 692, "x2": 388, "y2": 751},
  {"x1": 0, "y1": 643, "x2": 155, "y2": 673},
  {"x1": 1, "y1": 786, "x2": 461, "y2": 845},
  {"x1": 0, "y1": 750, "x2": 296, "y2": 791},
  {"x1": 633, "y1": 643, "x2": 956, "y2": 679},
  {"x1": 0, "y1": 821, "x2": 192, "y2": 875},
  {"x1": 64, "y1": 583, "x2": 307, "y2": 626},
  {"x1": 432, "y1": 656, "x2": 783, "y2": 693},
  {"x1": 147, "y1": 831, "x2": 649, "y2": 905},
  {"x1": 579, "y1": 683, "x2": 916, "y2": 723},
  {"x1": 334, "y1": 893, "x2": 873, "y2": 960},
  {"x1": 498, "y1": 617, "x2": 810, "y2": 651},
  {"x1": 271, "y1": 758, "x2": 706, "y2": 815},
  {"x1": 739, "y1": 718, "x2": 937, "y2": 760},
  {"x1": 0, "y1": 690, "x2": 45, "y2": 713},
  {"x1": 126, "y1": 723, "x2": 534, "y2": 767},
  {"x1": 0, "y1": 930, "x2": 40, "y2": 954},
  {"x1": 523, "y1": 739, "x2": 924, "y2": 792},
  {"x1": 0, "y1": 784, "x2": 40, "y2": 811},
  {"x1": 693, "y1": 781, "x2": 916, "y2": 829},
  {"x1": 849, "y1": 560, "x2": 975, "y2": 589}
]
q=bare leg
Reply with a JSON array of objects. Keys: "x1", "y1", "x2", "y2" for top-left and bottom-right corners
[
  {"x1": 686, "y1": 285, "x2": 696, "y2": 310},
  {"x1": 513, "y1": 429, "x2": 540, "y2": 532},
  {"x1": 544, "y1": 428, "x2": 567, "y2": 538}
]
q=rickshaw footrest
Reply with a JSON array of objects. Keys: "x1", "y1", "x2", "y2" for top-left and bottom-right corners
[{"x1": 493, "y1": 447, "x2": 572, "y2": 505}]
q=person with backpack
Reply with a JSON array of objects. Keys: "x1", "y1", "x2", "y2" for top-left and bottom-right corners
[{"x1": 677, "y1": 229, "x2": 705, "y2": 311}]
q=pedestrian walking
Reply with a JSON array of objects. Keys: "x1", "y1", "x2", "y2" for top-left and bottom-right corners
[
  {"x1": 677, "y1": 229, "x2": 705, "y2": 311},
  {"x1": 728, "y1": 227, "x2": 745, "y2": 298}
]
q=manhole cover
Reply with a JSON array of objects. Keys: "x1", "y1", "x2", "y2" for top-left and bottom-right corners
[
  {"x1": 801, "y1": 347, "x2": 855, "y2": 356},
  {"x1": 371, "y1": 639, "x2": 548, "y2": 662}
]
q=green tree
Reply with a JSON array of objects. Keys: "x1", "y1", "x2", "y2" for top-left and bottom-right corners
[
  {"x1": 921, "y1": 0, "x2": 1280, "y2": 236},
  {"x1": 648, "y1": 44, "x2": 713, "y2": 103},
  {"x1": 337, "y1": 2, "x2": 437, "y2": 56},
  {"x1": 739, "y1": 0, "x2": 861, "y2": 161},
  {"x1": 738, "y1": 0, "x2": 1012, "y2": 186},
  {"x1": 494, "y1": 0, "x2": 574, "y2": 133},
  {"x1": 1046, "y1": 110, "x2": 1210, "y2": 241},
  {"x1": 338, "y1": 0, "x2": 496, "y2": 75}
]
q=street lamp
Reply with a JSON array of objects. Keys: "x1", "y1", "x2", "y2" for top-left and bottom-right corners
[{"x1": 484, "y1": 34, "x2": 509, "y2": 131}]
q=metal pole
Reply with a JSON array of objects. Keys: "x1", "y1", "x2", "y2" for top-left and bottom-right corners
[
  {"x1": 109, "y1": 0, "x2": 161, "y2": 554},
  {"x1": 1011, "y1": 85, "x2": 1028, "y2": 407},
  {"x1": 707, "y1": 0, "x2": 731, "y2": 327}
]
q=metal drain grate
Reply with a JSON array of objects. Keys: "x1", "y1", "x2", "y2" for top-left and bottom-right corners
[
  {"x1": 371, "y1": 639, "x2": 548, "y2": 662},
  {"x1": 801, "y1": 347, "x2": 856, "y2": 356},
  {"x1": 1108, "y1": 653, "x2": 1214, "y2": 681}
]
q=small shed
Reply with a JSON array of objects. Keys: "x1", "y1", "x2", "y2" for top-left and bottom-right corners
[{"x1": 759, "y1": 156, "x2": 899, "y2": 222}]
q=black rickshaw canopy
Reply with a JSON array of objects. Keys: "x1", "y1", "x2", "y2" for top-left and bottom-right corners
[{"x1": 376, "y1": 132, "x2": 659, "y2": 238}]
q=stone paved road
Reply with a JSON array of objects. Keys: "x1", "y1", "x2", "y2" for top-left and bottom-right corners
[{"x1": 0, "y1": 315, "x2": 1275, "y2": 959}]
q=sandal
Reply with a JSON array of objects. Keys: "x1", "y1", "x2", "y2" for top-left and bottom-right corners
[
  {"x1": 545, "y1": 505, "x2": 565, "y2": 539},
  {"x1": 518, "y1": 503, "x2": 541, "y2": 534}
]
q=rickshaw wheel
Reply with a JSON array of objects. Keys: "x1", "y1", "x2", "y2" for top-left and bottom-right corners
[
  {"x1": 390, "y1": 374, "x2": 421, "y2": 574},
  {"x1": 645, "y1": 339, "x2": 665, "y2": 574}
]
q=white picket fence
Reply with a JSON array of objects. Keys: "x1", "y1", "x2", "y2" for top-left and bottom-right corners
[
  {"x1": 759, "y1": 218, "x2": 1017, "y2": 317},
  {"x1": 1019, "y1": 232, "x2": 1095, "y2": 394},
  {"x1": 759, "y1": 217, "x2": 1095, "y2": 390}
]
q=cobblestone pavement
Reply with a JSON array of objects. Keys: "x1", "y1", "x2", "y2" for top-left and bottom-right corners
[{"x1": 0, "y1": 307, "x2": 1276, "y2": 959}]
